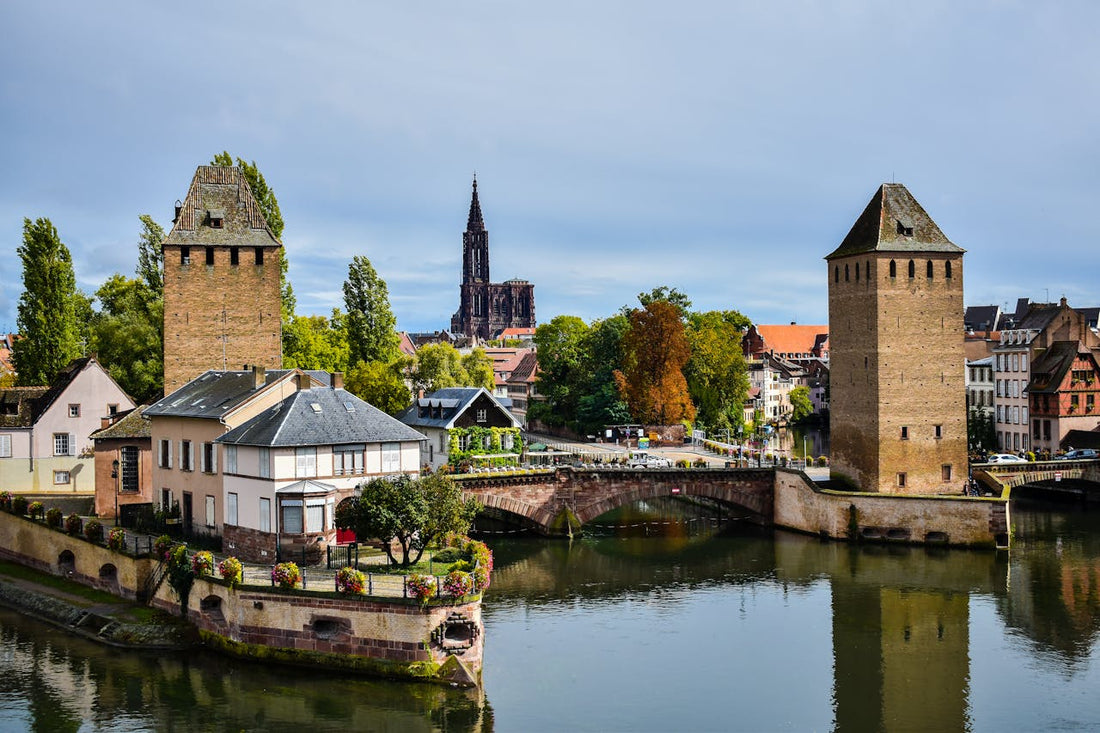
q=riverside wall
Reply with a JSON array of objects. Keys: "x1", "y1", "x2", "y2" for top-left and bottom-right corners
[{"x1": 0, "y1": 510, "x2": 484, "y2": 686}]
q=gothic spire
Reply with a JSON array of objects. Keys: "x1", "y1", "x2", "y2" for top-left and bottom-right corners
[{"x1": 467, "y1": 175, "x2": 485, "y2": 232}]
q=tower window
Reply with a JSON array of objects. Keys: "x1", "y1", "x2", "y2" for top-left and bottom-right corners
[
  {"x1": 844, "y1": 264, "x2": 849, "y2": 282},
  {"x1": 210, "y1": 217, "x2": 223, "y2": 229},
  {"x1": 230, "y1": 247, "x2": 239, "y2": 266},
  {"x1": 897, "y1": 472, "x2": 907, "y2": 488},
  {"x1": 901, "y1": 426, "x2": 909, "y2": 440},
  {"x1": 855, "y1": 262, "x2": 860, "y2": 282},
  {"x1": 889, "y1": 260, "x2": 896, "y2": 278},
  {"x1": 935, "y1": 424, "x2": 943, "y2": 439},
  {"x1": 907, "y1": 260, "x2": 915, "y2": 278},
  {"x1": 180, "y1": 247, "x2": 190, "y2": 266},
  {"x1": 834, "y1": 266, "x2": 839, "y2": 283},
  {"x1": 896, "y1": 220, "x2": 914, "y2": 237},
  {"x1": 926, "y1": 260, "x2": 933, "y2": 279},
  {"x1": 945, "y1": 260, "x2": 952, "y2": 279},
  {"x1": 255, "y1": 248, "x2": 264, "y2": 265},
  {"x1": 941, "y1": 464, "x2": 952, "y2": 482},
  {"x1": 206, "y1": 247, "x2": 214, "y2": 266}
]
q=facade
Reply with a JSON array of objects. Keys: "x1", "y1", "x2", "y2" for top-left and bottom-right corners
[
  {"x1": 992, "y1": 300, "x2": 1098, "y2": 453},
  {"x1": 0, "y1": 358, "x2": 135, "y2": 494},
  {"x1": 743, "y1": 323, "x2": 829, "y2": 363},
  {"x1": 966, "y1": 356, "x2": 994, "y2": 418},
  {"x1": 747, "y1": 354, "x2": 807, "y2": 422},
  {"x1": 162, "y1": 165, "x2": 283, "y2": 395},
  {"x1": 450, "y1": 178, "x2": 536, "y2": 340},
  {"x1": 91, "y1": 406, "x2": 153, "y2": 519},
  {"x1": 826, "y1": 183, "x2": 967, "y2": 494},
  {"x1": 504, "y1": 350, "x2": 539, "y2": 426},
  {"x1": 1026, "y1": 341, "x2": 1100, "y2": 455},
  {"x1": 397, "y1": 387, "x2": 522, "y2": 470},
  {"x1": 215, "y1": 385, "x2": 424, "y2": 562}
]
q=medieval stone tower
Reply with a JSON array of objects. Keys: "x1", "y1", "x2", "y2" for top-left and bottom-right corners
[
  {"x1": 162, "y1": 166, "x2": 283, "y2": 394},
  {"x1": 450, "y1": 177, "x2": 536, "y2": 340},
  {"x1": 826, "y1": 183, "x2": 967, "y2": 494}
]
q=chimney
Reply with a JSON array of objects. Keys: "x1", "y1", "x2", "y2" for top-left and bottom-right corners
[
  {"x1": 252, "y1": 365, "x2": 266, "y2": 390},
  {"x1": 296, "y1": 372, "x2": 312, "y2": 391},
  {"x1": 331, "y1": 372, "x2": 344, "y2": 389},
  {"x1": 100, "y1": 416, "x2": 111, "y2": 430}
]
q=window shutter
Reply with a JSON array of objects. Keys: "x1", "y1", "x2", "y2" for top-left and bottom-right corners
[
  {"x1": 200, "y1": 444, "x2": 206, "y2": 473},
  {"x1": 212, "y1": 444, "x2": 217, "y2": 473},
  {"x1": 68, "y1": 434, "x2": 76, "y2": 456}
]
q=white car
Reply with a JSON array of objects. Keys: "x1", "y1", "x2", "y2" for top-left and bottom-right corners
[
  {"x1": 986, "y1": 453, "x2": 1027, "y2": 464},
  {"x1": 627, "y1": 452, "x2": 672, "y2": 468}
]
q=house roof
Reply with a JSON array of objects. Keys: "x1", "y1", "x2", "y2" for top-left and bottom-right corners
[
  {"x1": 164, "y1": 165, "x2": 280, "y2": 249},
  {"x1": 90, "y1": 405, "x2": 152, "y2": 440},
  {"x1": 276, "y1": 479, "x2": 337, "y2": 495},
  {"x1": 1027, "y1": 341, "x2": 1097, "y2": 394},
  {"x1": 145, "y1": 368, "x2": 312, "y2": 420},
  {"x1": 1012, "y1": 302, "x2": 1062, "y2": 332},
  {"x1": 1061, "y1": 429, "x2": 1100, "y2": 451},
  {"x1": 750, "y1": 325, "x2": 828, "y2": 356},
  {"x1": 397, "y1": 332, "x2": 417, "y2": 357},
  {"x1": 964, "y1": 305, "x2": 1002, "y2": 332},
  {"x1": 507, "y1": 350, "x2": 539, "y2": 385},
  {"x1": 826, "y1": 183, "x2": 964, "y2": 260},
  {"x1": 397, "y1": 387, "x2": 521, "y2": 430},
  {"x1": 0, "y1": 386, "x2": 49, "y2": 428},
  {"x1": 215, "y1": 387, "x2": 425, "y2": 447}
]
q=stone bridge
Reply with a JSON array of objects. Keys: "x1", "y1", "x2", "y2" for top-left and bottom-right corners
[
  {"x1": 456, "y1": 466, "x2": 774, "y2": 536},
  {"x1": 972, "y1": 459, "x2": 1100, "y2": 495}
]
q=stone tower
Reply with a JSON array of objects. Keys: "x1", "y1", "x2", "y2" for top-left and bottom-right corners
[
  {"x1": 450, "y1": 177, "x2": 536, "y2": 340},
  {"x1": 826, "y1": 183, "x2": 967, "y2": 494},
  {"x1": 162, "y1": 166, "x2": 283, "y2": 394}
]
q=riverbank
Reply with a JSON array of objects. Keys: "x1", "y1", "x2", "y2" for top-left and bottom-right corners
[{"x1": 0, "y1": 559, "x2": 194, "y2": 650}]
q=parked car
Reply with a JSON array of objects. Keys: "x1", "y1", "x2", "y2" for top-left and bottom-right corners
[
  {"x1": 986, "y1": 453, "x2": 1027, "y2": 464},
  {"x1": 1057, "y1": 449, "x2": 1099, "y2": 460},
  {"x1": 627, "y1": 451, "x2": 672, "y2": 468}
]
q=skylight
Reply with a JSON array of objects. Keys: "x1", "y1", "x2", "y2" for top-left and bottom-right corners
[
  {"x1": 343, "y1": 401, "x2": 355, "y2": 412},
  {"x1": 310, "y1": 403, "x2": 322, "y2": 413}
]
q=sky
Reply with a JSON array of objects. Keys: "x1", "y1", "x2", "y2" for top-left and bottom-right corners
[{"x1": 1, "y1": 2, "x2": 1097, "y2": 336}]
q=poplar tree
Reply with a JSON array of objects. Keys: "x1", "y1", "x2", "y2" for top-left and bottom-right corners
[
  {"x1": 13, "y1": 218, "x2": 81, "y2": 385},
  {"x1": 343, "y1": 255, "x2": 399, "y2": 367}
]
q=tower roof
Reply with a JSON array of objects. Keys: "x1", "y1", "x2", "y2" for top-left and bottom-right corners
[
  {"x1": 825, "y1": 183, "x2": 964, "y2": 260},
  {"x1": 467, "y1": 176, "x2": 485, "y2": 232},
  {"x1": 164, "y1": 165, "x2": 281, "y2": 248}
]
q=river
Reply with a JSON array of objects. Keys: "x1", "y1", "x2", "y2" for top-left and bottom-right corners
[{"x1": 1, "y1": 498, "x2": 1099, "y2": 731}]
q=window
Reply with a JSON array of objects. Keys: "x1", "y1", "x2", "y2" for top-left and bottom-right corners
[
  {"x1": 205, "y1": 496, "x2": 215, "y2": 527},
  {"x1": 1088, "y1": 395, "x2": 1096, "y2": 412},
  {"x1": 996, "y1": 405, "x2": 1003, "y2": 423},
  {"x1": 255, "y1": 247, "x2": 264, "y2": 265},
  {"x1": 945, "y1": 260, "x2": 952, "y2": 279},
  {"x1": 1071, "y1": 394, "x2": 1080, "y2": 411},
  {"x1": 1033, "y1": 419, "x2": 1041, "y2": 440},
  {"x1": 908, "y1": 260, "x2": 915, "y2": 278},
  {"x1": 942, "y1": 464, "x2": 952, "y2": 482},
  {"x1": 68, "y1": 404, "x2": 80, "y2": 418},
  {"x1": 225, "y1": 445, "x2": 237, "y2": 474},
  {"x1": 855, "y1": 262, "x2": 860, "y2": 281},
  {"x1": 227, "y1": 492, "x2": 238, "y2": 526},
  {"x1": 120, "y1": 446, "x2": 139, "y2": 492},
  {"x1": 180, "y1": 440, "x2": 193, "y2": 471},
  {"x1": 259, "y1": 497, "x2": 271, "y2": 532},
  {"x1": 259, "y1": 447, "x2": 271, "y2": 478},
  {"x1": 205, "y1": 246, "x2": 214, "y2": 265},
  {"x1": 834, "y1": 266, "x2": 839, "y2": 283},
  {"x1": 334, "y1": 445, "x2": 364, "y2": 475},
  {"x1": 440, "y1": 433, "x2": 448, "y2": 453},
  {"x1": 230, "y1": 247, "x2": 239, "y2": 266},
  {"x1": 180, "y1": 247, "x2": 190, "y2": 265},
  {"x1": 159, "y1": 439, "x2": 172, "y2": 468},
  {"x1": 54, "y1": 470, "x2": 70, "y2": 485},
  {"x1": 295, "y1": 447, "x2": 317, "y2": 478},
  {"x1": 307, "y1": 500, "x2": 324, "y2": 533},
  {"x1": 201, "y1": 442, "x2": 216, "y2": 473},
  {"x1": 108, "y1": 404, "x2": 118, "y2": 415},
  {"x1": 458, "y1": 433, "x2": 470, "y2": 451},
  {"x1": 845, "y1": 264, "x2": 849, "y2": 282},
  {"x1": 502, "y1": 432, "x2": 514, "y2": 450},
  {"x1": 889, "y1": 260, "x2": 896, "y2": 278},
  {"x1": 382, "y1": 443, "x2": 401, "y2": 473},
  {"x1": 0, "y1": 434, "x2": 10, "y2": 458},
  {"x1": 897, "y1": 472, "x2": 907, "y2": 488},
  {"x1": 900, "y1": 426, "x2": 909, "y2": 440},
  {"x1": 476, "y1": 409, "x2": 487, "y2": 423},
  {"x1": 926, "y1": 260, "x2": 934, "y2": 279},
  {"x1": 283, "y1": 500, "x2": 303, "y2": 534},
  {"x1": 934, "y1": 425, "x2": 942, "y2": 439},
  {"x1": 53, "y1": 433, "x2": 71, "y2": 456}
]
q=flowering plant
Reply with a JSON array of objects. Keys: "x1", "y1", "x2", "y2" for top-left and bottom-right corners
[
  {"x1": 45, "y1": 507, "x2": 63, "y2": 529},
  {"x1": 272, "y1": 562, "x2": 301, "y2": 589},
  {"x1": 442, "y1": 570, "x2": 472, "y2": 598},
  {"x1": 27, "y1": 501, "x2": 44, "y2": 520},
  {"x1": 191, "y1": 550, "x2": 215, "y2": 576},
  {"x1": 336, "y1": 566, "x2": 366, "y2": 595},
  {"x1": 107, "y1": 526, "x2": 126, "y2": 551},
  {"x1": 0, "y1": 492, "x2": 11, "y2": 511},
  {"x1": 64, "y1": 513, "x2": 83, "y2": 536},
  {"x1": 12, "y1": 496, "x2": 28, "y2": 516},
  {"x1": 406, "y1": 573, "x2": 436, "y2": 604},
  {"x1": 153, "y1": 535, "x2": 174, "y2": 561},
  {"x1": 84, "y1": 519, "x2": 104, "y2": 542},
  {"x1": 218, "y1": 556, "x2": 243, "y2": 587},
  {"x1": 472, "y1": 564, "x2": 491, "y2": 593}
]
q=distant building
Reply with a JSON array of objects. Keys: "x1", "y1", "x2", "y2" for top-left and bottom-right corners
[
  {"x1": 743, "y1": 324, "x2": 829, "y2": 363},
  {"x1": 162, "y1": 165, "x2": 283, "y2": 395},
  {"x1": 826, "y1": 183, "x2": 967, "y2": 494},
  {"x1": 397, "y1": 387, "x2": 522, "y2": 470},
  {"x1": 450, "y1": 178, "x2": 536, "y2": 340},
  {"x1": 1026, "y1": 341, "x2": 1100, "y2": 455},
  {"x1": 966, "y1": 356, "x2": 994, "y2": 419},
  {"x1": 91, "y1": 406, "x2": 153, "y2": 519}
]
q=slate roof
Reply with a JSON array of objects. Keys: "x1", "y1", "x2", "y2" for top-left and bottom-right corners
[
  {"x1": 964, "y1": 305, "x2": 1002, "y2": 332},
  {"x1": 1060, "y1": 429, "x2": 1100, "y2": 451},
  {"x1": 145, "y1": 369, "x2": 307, "y2": 419},
  {"x1": 397, "y1": 387, "x2": 521, "y2": 430},
  {"x1": 0, "y1": 387, "x2": 49, "y2": 428},
  {"x1": 1027, "y1": 341, "x2": 1097, "y2": 394},
  {"x1": 1012, "y1": 303, "x2": 1062, "y2": 333},
  {"x1": 826, "y1": 183, "x2": 965, "y2": 260},
  {"x1": 215, "y1": 387, "x2": 425, "y2": 447},
  {"x1": 90, "y1": 405, "x2": 152, "y2": 440},
  {"x1": 164, "y1": 166, "x2": 280, "y2": 249}
]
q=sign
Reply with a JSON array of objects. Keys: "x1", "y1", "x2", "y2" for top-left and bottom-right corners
[
  {"x1": 692, "y1": 430, "x2": 706, "y2": 441},
  {"x1": 638, "y1": 438, "x2": 650, "y2": 450},
  {"x1": 671, "y1": 487, "x2": 681, "y2": 494},
  {"x1": 1055, "y1": 472, "x2": 1062, "y2": 482},
  {"x1": 605, "y1": 429, "x2": 613, "y2": 438}
]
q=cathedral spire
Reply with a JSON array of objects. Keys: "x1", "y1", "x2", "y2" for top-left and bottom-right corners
[{"x1": 467, "y1": 175, "x2": 485, "y2": 232}]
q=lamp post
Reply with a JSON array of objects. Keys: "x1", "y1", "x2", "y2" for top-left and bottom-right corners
[{"x1": 111, "y1": 458, "x2": 120, "y2": 524}]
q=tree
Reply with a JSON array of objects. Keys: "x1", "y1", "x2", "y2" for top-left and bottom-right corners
[
  {"x1": 461, "y1": 348, "x2": 495, "y2": 392},
  {"x1": 136, "y1": 214, "x2": 164, "y2": 297},
  {"x1": 788, "y1": 385, "x2": 813, "y2": 423},
  {"x1": 636, "y1": 286, "x2": 693, "y2": 321},
  {"x1": 614, "y1": 301, "x2": 695, "y2": 424},
  {"x1": 575, "y1": 315, "x2": 630, "y2": 432},
  {"x1": 12, "y1": 218, "x2": 81, "y2": 385},
  {"x1": 92, "y1": 274, "x2": 163, "y2": 402},
  {"x1": 335, "y1": 473, "x2": 480, "y2": 566},
  {"x1": 343, "y1": 255, "x2": 399, "y2": 367},
  {"x1": 685, "y1": 311, "x2": 749, "y2": 433},
  {"x1": 531, "y1": 316, "x2": 590, "y2": 427},
  {"x1": 345, "y1": 359, "x2": 411, "y2": 415},
  {"x1": 409, "y1": 342, "x2": 493, "y2": 394},
  {"x1": 282, "y1": 310, "x2": 349, "y2": 372}
]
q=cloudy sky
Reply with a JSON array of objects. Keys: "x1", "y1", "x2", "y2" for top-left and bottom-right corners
[{"x1": 1, "y1": 2, "x2": 1097, "y2": 335}]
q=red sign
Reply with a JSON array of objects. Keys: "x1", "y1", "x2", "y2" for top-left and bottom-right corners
[
  {"x1": 671, "y1": 488, "x2": 681, "y2": 494},
  {"x1": 1055, "y1": 472, "x2": 1063, "y2": 482}
]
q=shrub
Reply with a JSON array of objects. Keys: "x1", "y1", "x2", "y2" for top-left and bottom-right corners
[
  {"x1": 693, "y1": 458, "x2": 707, "y2": 468},
  {"x1": 84, "y1": 519, "x2": 104, "y2": 543},
  {"x1": 335, "y1": 566, "x2": 366, "y2": 595},
  {"x1": 27, "y1": 501, "x2": 44, "y2": 520},
  {"x1": 45, "y1": 507, "x2": 63, "y2": 529},
  {"x1": 817, "y1": 456, "x2": 828, "y2": 465},
  {"x1": 154, "y1": 535, "x2": 174, "y2": 561},
  {"x1": 406, "y1": 573, "x2": 436, "y2": 604},
  {"x1": 271, "y1": 562, "x2": 301, "y2": 589},
  {"x1": 218, "y1": 556, "x2": 243, "y2": 588},
  {"x1": 12, "y1": 496, "x2": 28, "y2": 516},
  {"x1": 442, "y1": 570, "x2": 472, "y2": 598},
  {"x1": 64, "y1": 513, "x2": 83, "y2": 536},
  {"x1": 432, "y1": 547, "x2": 464, "y2": 565},
  {"x1": 472, "y1": 564, "x2": 490, "y2": 592},
  {"x1": 191, "y1": 550, "x2": 215, "y2": 577},
  {"x1": 107, "y1": 526, "x2": 126, "y2": 551},
  {"x1": 0, "y1": 492, "x2": 11, "y2": 511}
]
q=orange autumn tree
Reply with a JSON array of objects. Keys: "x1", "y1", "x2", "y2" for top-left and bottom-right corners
[{"x1": 614, "y1": 300, "x2": 696, "y2": 424}]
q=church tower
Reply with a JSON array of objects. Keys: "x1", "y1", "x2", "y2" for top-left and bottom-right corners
[
  {"x1": 826, "y1": 184, "x2": 967, "y2": 494},
  {"x1": 162, "y1": 166, "x2": 283, "y2": 394}
]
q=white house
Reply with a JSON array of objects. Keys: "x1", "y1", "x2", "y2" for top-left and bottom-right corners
[{"x1": 397, "y1": 387, "x2": 522, "y2": 470}]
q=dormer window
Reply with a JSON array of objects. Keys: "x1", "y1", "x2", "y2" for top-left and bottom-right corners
[
  {"x1": 207, "y1": 209, "x2": 225, "y2": 229},
  {"x1": 896, "y1": 220, "x2": 914, "y2": 237}
]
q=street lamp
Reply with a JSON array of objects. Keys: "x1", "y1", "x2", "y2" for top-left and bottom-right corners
[{"x1": 111, "y1": 458, "x2": 120, "y2": 524}]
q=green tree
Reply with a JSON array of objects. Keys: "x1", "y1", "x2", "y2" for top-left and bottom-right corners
[
  {"x1": 92, "y1": 274, "x2": 163, "y2": 402},
  {"x1": 13, "y1": 218, "x2": 81, "y2": 385},
  {"x1": 614, "y1": 301, "x2": 695, "y2": 424},
  {"x1": 531, "y1": 315, "x2": 590, "y2": 427},
  {"x1": 461, "y1": 348, "x2": 495, "y2": 392},
  {"x1": 574, "y1": 315, "x2": 630, "y2": 432},
  {"x1": 685, "y1": 311, "x2": 749, "y2": 433},
  {"x1": 343, "y1": 255, "x2": 399, "y2": 367},
  {"x1": 409, "y1": 342, "x2": 492, "y2": 394},
  {"x1": 788, "y1": 385, "x2": 813, "y2": 423},
  {"x1": 335, "y1": 473, "x2": 480, "y2": 566},
  {"x1": 136, "y1": 214, "x2": 164, "y2": 297},
  {"x1": 282, "y1": 310, "x2": 350, "y2": 372},
  {"x1": 345, "y1": 359, "x2": 412, "y2": 415},
  {"x1": 636, "y1": 286, "x2": 693, "y2": 321}
]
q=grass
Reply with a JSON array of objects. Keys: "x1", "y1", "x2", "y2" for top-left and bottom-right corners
[{"x1": 0, "y1": 559, "x2": 121, "y2": 606}]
